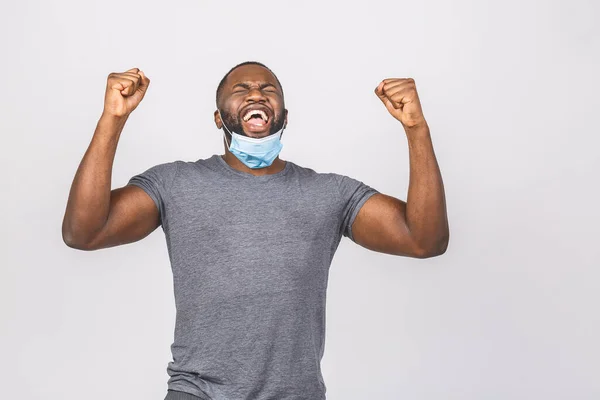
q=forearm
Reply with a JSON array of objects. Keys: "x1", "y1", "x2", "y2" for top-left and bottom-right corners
[
  {"x1": 62, "y1": 112, "x2": 127, "y2": 246},
  {"x1": 404, "y1": 123, "x2": 449, "y2": 255}
]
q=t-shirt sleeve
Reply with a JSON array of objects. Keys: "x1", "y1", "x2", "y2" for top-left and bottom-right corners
[
  {"x1": 126, "y1": 161, "x2": 179, "y2": 227},
  {"x1": 336, "y1": 174, "x2": 380, "y2": 242}
]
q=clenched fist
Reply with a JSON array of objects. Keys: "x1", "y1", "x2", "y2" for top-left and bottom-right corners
[
  {"x1": 375, "y1": 78, "x2": 426, "y2": 130},
  {"x1": 103, "y1": 67, "x2": 150, "y2": 118}
]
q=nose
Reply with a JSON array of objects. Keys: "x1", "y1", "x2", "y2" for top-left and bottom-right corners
[{"x1": 246, "y1": 87, "x2": 267, "y2": 102}]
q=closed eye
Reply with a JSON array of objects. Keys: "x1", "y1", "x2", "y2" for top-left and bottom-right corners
[{"x1": 231, "y1": 82, "x2": 279, "y2": 94}]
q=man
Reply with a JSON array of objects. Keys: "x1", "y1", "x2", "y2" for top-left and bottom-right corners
[{"x1": 62, "y1": 61, "x2": 449, "y2": 400}]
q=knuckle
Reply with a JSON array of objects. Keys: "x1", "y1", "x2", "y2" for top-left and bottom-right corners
[{"x1": 125, "y1": 72, "x2": 140, "y2": 81}]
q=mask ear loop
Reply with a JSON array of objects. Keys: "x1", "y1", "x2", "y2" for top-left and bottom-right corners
[
  {"x1": 222, "y1": 129, "x2": 232, "y2": 150},
  {"x1": 279, "y1": 124, "x2": 286, "y2": 139},
  {"x1": 218, "y1": 110, "x2": 232, "y2": 150}
]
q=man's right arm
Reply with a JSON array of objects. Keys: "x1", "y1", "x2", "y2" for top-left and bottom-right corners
[{"x1": 62, "y1": 68, "x2": 155, "y2": 251}]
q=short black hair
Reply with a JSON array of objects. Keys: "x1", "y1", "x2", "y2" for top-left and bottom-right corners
[{"x1": 216, "y1": 61, "x2": 284, "y2": 107}]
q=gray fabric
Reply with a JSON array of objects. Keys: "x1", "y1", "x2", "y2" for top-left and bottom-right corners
[
  {"x1": 165, "y1": 389, "x2": 205, "y2": 400},
  {"x1": 128, "y1": 154, "x2": 379, "y2": 400}
]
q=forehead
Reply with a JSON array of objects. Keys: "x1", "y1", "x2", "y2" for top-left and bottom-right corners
[{"x1": 225, "y1": 64, "x2": 280, "y2": 89}]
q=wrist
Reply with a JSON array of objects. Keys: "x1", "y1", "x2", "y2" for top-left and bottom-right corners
[
  {"x1": 404, "y1": 120, "x2": 430, "y2": 136},
  {"x1": 99, "y1": 111, "x2": 128, "y2": 129},
  {"x1": 95, "y1": 111, "x2": 128, "y2": 140}
]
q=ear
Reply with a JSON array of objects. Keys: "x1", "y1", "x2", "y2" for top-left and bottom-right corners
[
  {"x1": 214, "y1": 110, "x2": 222, "y2": 129},
  {"x1": 284, "y1": 108, "x2": 288, "y2": 129}
]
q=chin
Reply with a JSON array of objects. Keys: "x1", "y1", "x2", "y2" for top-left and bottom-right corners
[{"x1": 243, "y1": 129, "x2": 272, "y2": 138}]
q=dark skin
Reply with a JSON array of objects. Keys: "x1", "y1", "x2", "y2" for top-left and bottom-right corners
[
  {"x1": 214, "y1": 64, "x2": 288, "y2": 177},
  {"x1": 62, "y1": 65, "x2": 448, "y2": 258}
]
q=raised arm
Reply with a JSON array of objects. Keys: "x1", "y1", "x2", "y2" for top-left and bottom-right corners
[
  {"x1": 62, "y1": 68, "x2": 156, "y2": 251},
  {"x1": 350, "y1": 78, "x2": 449, "y2": 258}
]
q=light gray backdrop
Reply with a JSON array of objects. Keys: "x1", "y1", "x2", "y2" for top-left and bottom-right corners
[{"x1": 1, "y1": 0, "x2": 598, "y2": 399}]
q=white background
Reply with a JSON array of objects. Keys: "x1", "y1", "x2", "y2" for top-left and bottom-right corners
[{"x1": 1, "y1": 0, "x2": 599, "y2": 399}]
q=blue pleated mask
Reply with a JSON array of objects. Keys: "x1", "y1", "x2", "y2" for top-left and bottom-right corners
[{"x1": 218, "y1": 110, "x2": 285, "y2": 169}]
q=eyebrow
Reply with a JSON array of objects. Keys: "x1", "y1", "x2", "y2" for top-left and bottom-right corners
[{"x1": 231, "y1": 82, "x2": 278, "y2": 91}]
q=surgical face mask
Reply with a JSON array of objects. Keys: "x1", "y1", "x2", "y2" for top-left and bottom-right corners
[{"x1": 218, "y1": 110, "x2": 285, "y2": 169}]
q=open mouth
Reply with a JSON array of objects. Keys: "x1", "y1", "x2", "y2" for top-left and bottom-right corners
[{"x1": 241, "y1": 107, "x2": 271, "y2": 132}]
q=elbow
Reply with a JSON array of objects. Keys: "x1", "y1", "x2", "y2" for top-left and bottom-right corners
[
  {"x1": 63, "y1": 236, "x2": 97, "y2": 251},
  {"x1": 62, "y1": 220, "x2": 80, "y2": 249},
  {"x1": 63, "y1": 238, "x2": 86, "y2": 251},
  {"x1": 412, "y1": 234, "x2": 449, "y2": 259},
  {"x1": 62, "y1": 231, "x2": 90, "y2": 250},
  {"x1": 412, "y1": 248, "x2": 443, "y2": 259},
  {"x1": 62, "y1": 223, "x2": 96, "y2": 251}
]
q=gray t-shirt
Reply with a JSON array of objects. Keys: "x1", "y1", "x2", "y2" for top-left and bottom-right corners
[{"x1": 128, "y1": 154, "x2": 379, "y2": 400}]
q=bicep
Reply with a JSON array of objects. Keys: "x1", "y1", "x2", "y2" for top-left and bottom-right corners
[
  {"x1": 85, "y1": 185, "x2": 160, "y2": 250},
  {"x1": 350, "y1": 193, "x2": 421, "y2": 257}
]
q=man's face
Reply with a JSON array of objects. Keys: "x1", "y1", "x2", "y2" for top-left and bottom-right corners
[{"x1": 215, "y1": 64, "x2": 287, "y2": 139}]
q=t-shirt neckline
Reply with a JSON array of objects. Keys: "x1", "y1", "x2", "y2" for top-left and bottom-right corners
[{"x1": 213, "y1": 154, "x2": 291, "y2": 180}]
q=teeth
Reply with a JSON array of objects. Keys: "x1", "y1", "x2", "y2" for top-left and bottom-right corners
[{"x1": 243, "y1": 109, "x2": 268, "y2": 122}]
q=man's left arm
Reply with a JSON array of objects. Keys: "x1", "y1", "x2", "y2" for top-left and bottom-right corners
[{"x1": 351, "y1": 78, "x2": 449, "y2": 258}]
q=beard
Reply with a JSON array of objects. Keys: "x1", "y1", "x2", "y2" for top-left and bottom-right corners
[{"x1": 221, "y1": 107, "x2": 286, "y2": 138}]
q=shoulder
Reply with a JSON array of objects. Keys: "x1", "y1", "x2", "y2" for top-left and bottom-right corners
[
  {"x1": 135, "y1": 159, "x2": 182, "y2": 173},
  {"x1": 315, "y1": 167, "x2": 378, "y2": 200},
  {"x1": 128, "y1": 160, "x2": 183, "y2": 189},
  {"x1": 148, "y1": 154, "x2": 219, "y2": 175},
  {"x1": 285, "y1": 160, "x2": 377, "y2": 194},
  {"x1": 285, "y1": 159, "x2": 339, "y2": 184},
  {"x1": 174, "y1": 154, "x2": 223, "y2": 178},
  {"x1": 288, "y1": 161, "x2": 373, "y2": 193}
]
